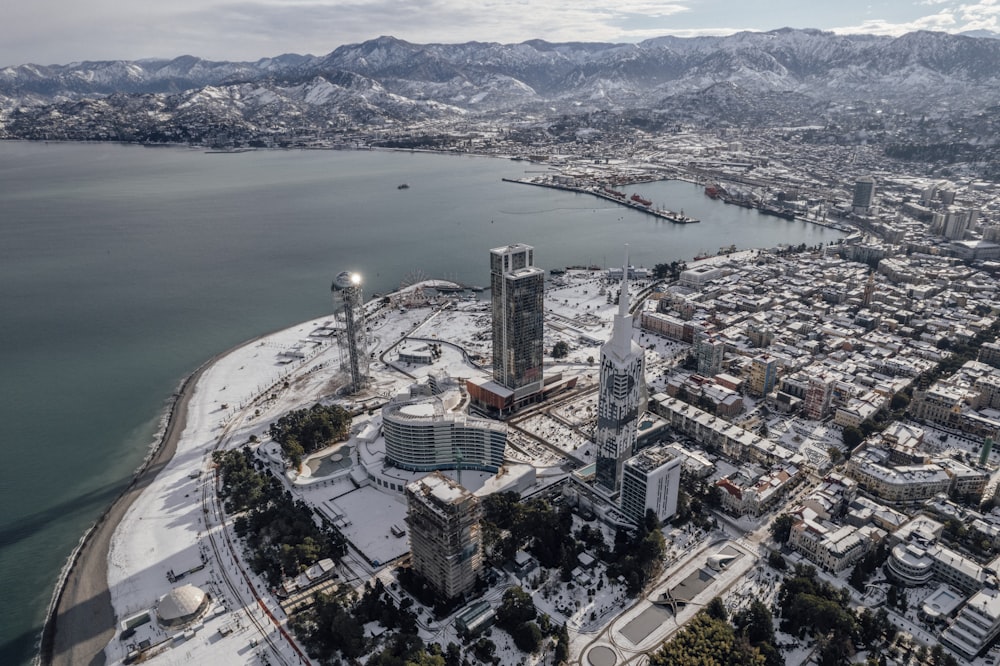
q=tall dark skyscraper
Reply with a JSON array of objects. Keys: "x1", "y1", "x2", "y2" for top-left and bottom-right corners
[
  {"x1": 490, "y1": 243, "x2": 545, "y2": 399},
  {"x1": 853, "y1": 176, "x2": 876, "y2": 211}
]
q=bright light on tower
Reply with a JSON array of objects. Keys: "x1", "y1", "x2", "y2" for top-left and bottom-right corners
[{"x1": 332, "y1": 270, "x2": 369, "y2": 393}]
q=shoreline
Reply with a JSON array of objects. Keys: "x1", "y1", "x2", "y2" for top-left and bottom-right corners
[{"x1": 37, "y1": 345, "x2": 230, "y2": 666}]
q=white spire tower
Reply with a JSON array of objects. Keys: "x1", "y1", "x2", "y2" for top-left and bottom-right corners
[{"x1": 595, "y1": 245, "x2": 647, "y2": 494}]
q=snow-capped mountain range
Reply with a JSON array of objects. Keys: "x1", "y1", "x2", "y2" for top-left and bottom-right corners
[{"x1": 2, "y1": 29, "x2": 998, "y2": 141}]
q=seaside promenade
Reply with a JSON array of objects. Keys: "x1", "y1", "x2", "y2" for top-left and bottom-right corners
[
  {"x1": 38, "y1": 299, "x2": 432, "y2": 666},
  {"x1": 41, "y1": 352, "x2": 215, "y2": 666}
]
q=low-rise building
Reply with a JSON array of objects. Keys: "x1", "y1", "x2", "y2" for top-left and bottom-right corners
[
  {"x1": 846, "y1": 448, "x2": 951, "y2": 505},
  {"x1": 788, "y1": 510, "x2": 884, "y2": 573},
  {"x1": 942, "y1": 586, "x2": 1000, "y2": 660},
  {"x1": 716, "y1": 464, "x2": 801, "y2": 517}
]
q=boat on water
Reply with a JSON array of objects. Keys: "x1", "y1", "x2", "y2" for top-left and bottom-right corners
[
  {"x1": 397, "y1": 183, "x2": 410, "y2": 189},
  {"x1": 630, "y1": 193, "x2": 652, "y2": 207},
  {"x1": 757, "y1": 204, "x2": 797, "y2": 220},
  {"x1": 204, "y1": 148, "x2": 253, "y2": 154}
]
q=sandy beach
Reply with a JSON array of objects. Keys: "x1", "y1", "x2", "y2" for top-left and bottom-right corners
[{"x1": 39, "y1": 351, "x2": 222, "y2": 666}]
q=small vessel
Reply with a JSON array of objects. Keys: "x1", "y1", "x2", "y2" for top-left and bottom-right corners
[{"x1": 397, "y1": 183, "x2": 410, "y2": 189}]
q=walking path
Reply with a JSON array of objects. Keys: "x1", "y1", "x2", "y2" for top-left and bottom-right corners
[{"x1": 40, "y1": 348, "x2": 226, "y2": 666}]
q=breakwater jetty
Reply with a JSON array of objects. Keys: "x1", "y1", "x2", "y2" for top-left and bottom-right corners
[{"x1": 502, "y1": 176, "x2": 699, "y2": 224}]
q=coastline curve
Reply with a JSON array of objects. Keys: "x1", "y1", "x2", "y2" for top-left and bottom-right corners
[{"x1": 36, "y1": 335, "x2": 261, "y2": 666}]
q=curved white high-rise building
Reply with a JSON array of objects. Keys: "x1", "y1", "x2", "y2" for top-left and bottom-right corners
[{"x1": 383, "y1": 392, "x2": 507, "y2": 473}]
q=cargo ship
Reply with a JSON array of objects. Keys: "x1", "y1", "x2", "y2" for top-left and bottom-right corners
[{"x1": 630, "y1": 193, "x2": 652, "y2": 207}]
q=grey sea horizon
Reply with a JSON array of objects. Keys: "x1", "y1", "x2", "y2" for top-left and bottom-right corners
[{"x1": 0, "y1": 141, "x2": 843, "y2": 665}]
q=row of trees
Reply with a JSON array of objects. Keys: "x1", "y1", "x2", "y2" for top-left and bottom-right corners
[
  {"x1": 776, "y1": 564, "x2": 896, "y2": 666},
  {"x1": 653, "y1": 261, "x2": 688, "y2": 280},
  {"x1": 214, "y1": 448, "x2": 346, "y2": 586},
  {"x1": 289, "y1": 580, "x2": 455, "y2": 665},
  {"x1": 606, "y1": 510, "x2": 667, "y2": 596},
  {"x1": 649, "y1": 604, "x2": 774, "y2": 666},
  {"x1": 481, "y1": 492, "x2": 576, "y2": 571},
  {"x1": 481, "y1": 493, "x2": 668, "y2": 597},
  {"x1": 267, "y1": 402, "x2": 353, "y2": 470}
]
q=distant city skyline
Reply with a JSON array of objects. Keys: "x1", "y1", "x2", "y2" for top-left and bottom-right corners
[{"x1": 3, "y1": 0, "x2": 999, "y2": 68}]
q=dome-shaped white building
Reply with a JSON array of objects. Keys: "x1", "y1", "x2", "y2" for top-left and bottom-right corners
[{"x1": 156, "y1": 583, "x2": 211, "y2": 628}]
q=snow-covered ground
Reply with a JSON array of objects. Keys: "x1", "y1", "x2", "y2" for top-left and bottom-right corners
[{"x1": 100, "y1": 272, "x2": 664, "y2": 665}]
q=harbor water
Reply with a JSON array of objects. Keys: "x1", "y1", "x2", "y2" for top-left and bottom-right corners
[{"x1": 0, "y1": 142, "x2": 843, "y2": 664}]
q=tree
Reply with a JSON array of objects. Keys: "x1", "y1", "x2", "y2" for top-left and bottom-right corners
[
  {"x1": 497, "y1": 586, "x2": 536, "y2": 629},
  {"x1": 472, "y1": 638, "x2": 496, "y2": 664},
  {"x1": 553, "y1": 623, "x2": 570, "y2": 665},
  {"x1": 706, "y1": 596, "x2": 728, "y2": 621},
  {"x1": 770, "y1": 514, "x2": 795, "y2": 544},
  {"x1": 735, "y1": 600, "x2": 774, "y2": 643},
  {"x1": 649, "y1": 612, "x2": 766, "y2": 665},
  {"x1": 551, "y1": 340, "x2": 570, "y2": 359},
  {"x1": 842, "y1": 425, "x2": 863, "y2": 448},
  {"x1": 444, "y1": 642, "x2": 462, "y2": 666},
  {"x1": 404, "y1": 651, "x2": 445, "y2": 666},
  {"x1": 511, "y1": 621, "x2": 543, "y2": 653}
]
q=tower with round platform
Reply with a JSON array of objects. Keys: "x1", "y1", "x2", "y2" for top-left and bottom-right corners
[{"x1": 332, "y1": 270, "x2": 369, "y2": 393}]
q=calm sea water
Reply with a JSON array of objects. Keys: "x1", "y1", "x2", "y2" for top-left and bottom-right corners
[{"x1": 0, "y1": 142, "x2": 842, "y2": 664}]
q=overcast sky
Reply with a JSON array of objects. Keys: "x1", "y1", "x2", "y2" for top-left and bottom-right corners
[{"x1": 3, "y1": 0, "x2": 999, "y2": 67}]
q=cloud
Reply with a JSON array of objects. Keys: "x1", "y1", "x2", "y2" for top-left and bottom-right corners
[
  {"x1": 830, "y1": 8, "x2": 957, "y2": 35},
  {"x1": 831, "y1": 0, "x2": 1000, "y2": 35},
  {"x1": 170, "y1": 0, "x2": 692, "y2": 57},
  {"x1": 957, "y1": 0, "x2": 1000, "y2": 30}
]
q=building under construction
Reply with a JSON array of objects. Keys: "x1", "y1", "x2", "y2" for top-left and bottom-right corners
[{"x1": 404, "y1": 472, "x2": 482, "y2": 600}]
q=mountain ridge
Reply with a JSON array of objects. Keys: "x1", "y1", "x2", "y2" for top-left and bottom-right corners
[{"x1": 3, "y1": 29, "x2": 999, "y2": 142}]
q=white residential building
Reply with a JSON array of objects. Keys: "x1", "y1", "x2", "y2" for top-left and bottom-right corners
[{"x1": 620, "y1": 445, "x2": 681, "y2": 526}]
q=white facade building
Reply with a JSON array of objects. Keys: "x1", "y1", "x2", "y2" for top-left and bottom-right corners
[
  {"x1": 620, "y1": 445, "x2": 682, "y2": 526},
  {"x1": 942, "y1": 587, "x2": 1000, "y2": 660},
  {"x1": 382, "y1": 390, "x2": 507, "y2": 473},
  {"x1": 596, "y1": 247, "x2": 647, "y2": 494}
]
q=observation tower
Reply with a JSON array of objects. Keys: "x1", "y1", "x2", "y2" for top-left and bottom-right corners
[{"x1": 332, "y1": 270, "x2": 369, "y2": 393}]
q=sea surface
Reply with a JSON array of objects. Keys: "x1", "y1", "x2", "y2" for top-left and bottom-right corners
[{"x1": 0, "y1": 141, "x2": 843, "y2": 665}]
